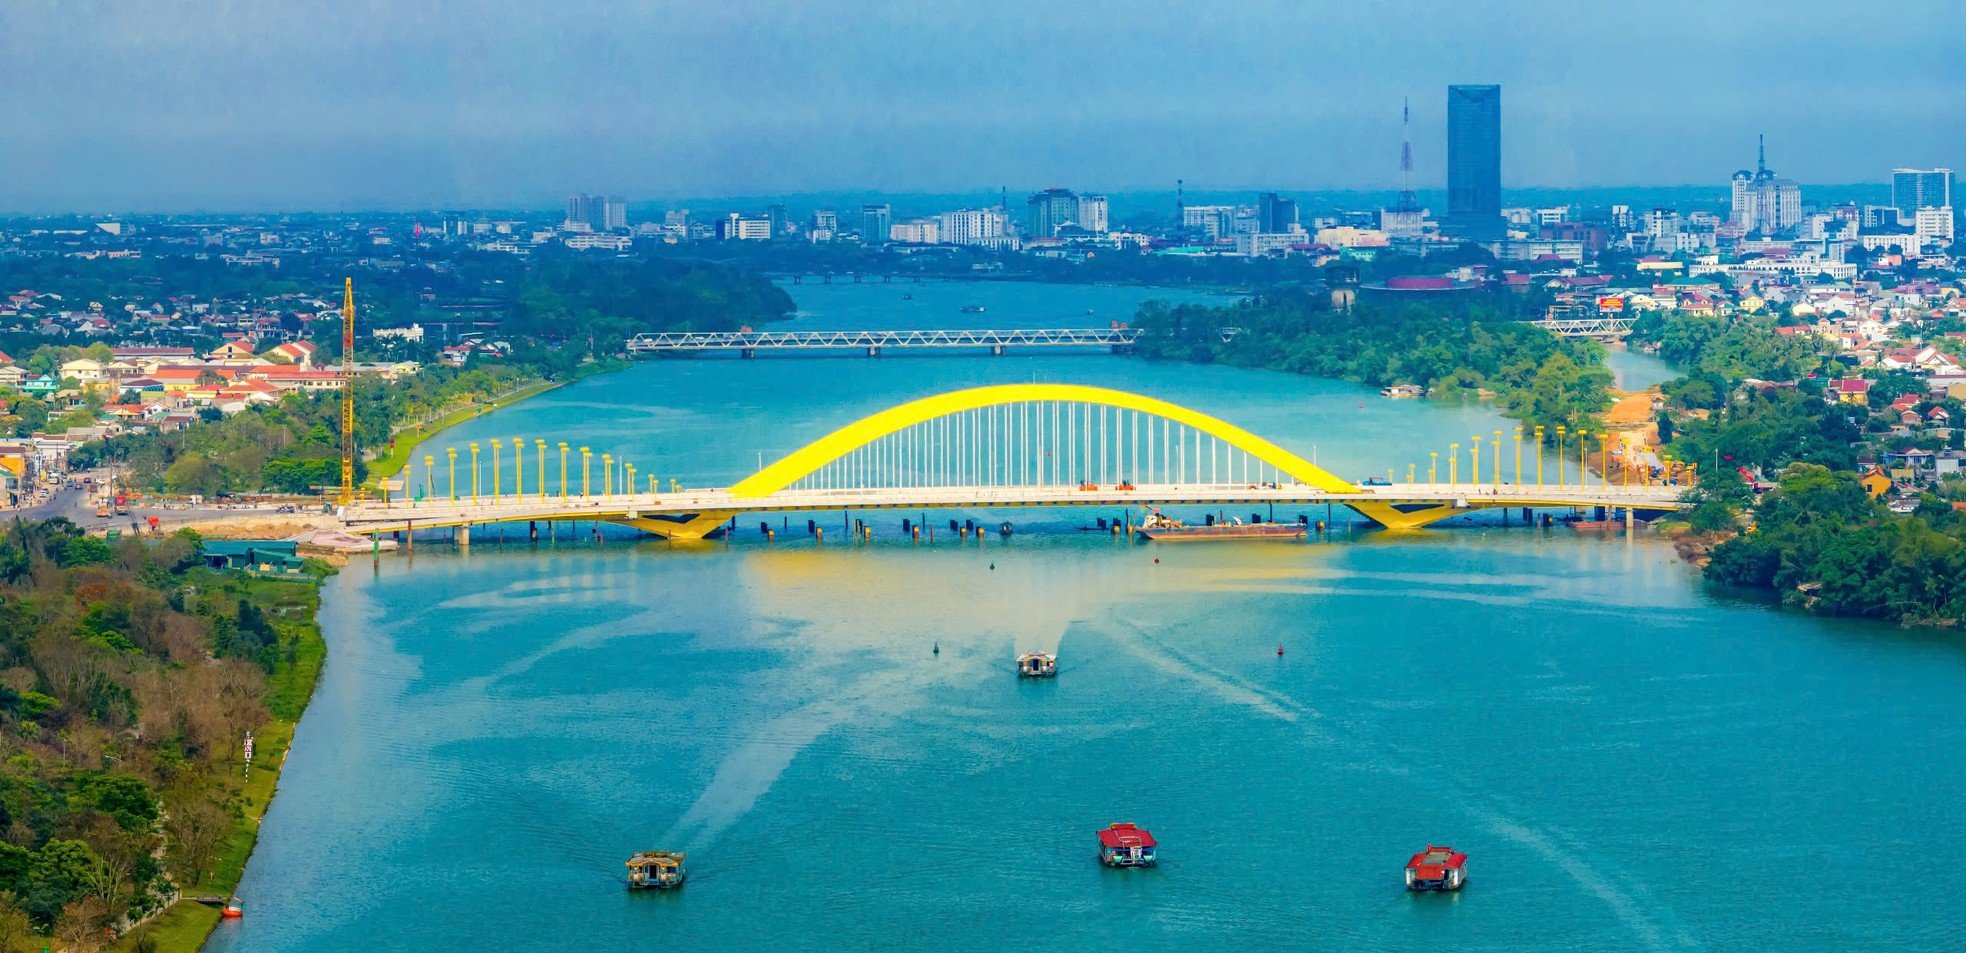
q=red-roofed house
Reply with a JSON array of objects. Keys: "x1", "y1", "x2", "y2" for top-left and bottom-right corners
[{"x1": 1830, "y1": 377, "x2": 1872, "y2": 404}]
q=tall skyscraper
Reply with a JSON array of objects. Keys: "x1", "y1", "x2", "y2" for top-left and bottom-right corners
[
  {"x1": 1258, "y1": 192, "x2": 1299, "y2": 233},
  {"x1": 860, "y1": 204, "x2": 892, "y2": 244},
  {"x1": 600, "y1": 195, "x2": 627, "y2": 231},
  {"x1": 1729, "y1": 136, "x2": 1802, "y2": 236},
  {"x1": 1445, "y1": 84, "x2": 1502, "y2": 239},
  {"x1": 1892, "y1": 168, "x2": 1954, "y2": 220},
  {"x1": 1025, "y1": 188, "x2": 1081, "y2": 237}
]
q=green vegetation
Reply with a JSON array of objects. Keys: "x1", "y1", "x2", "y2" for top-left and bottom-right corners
[
  {"x1": 0, "y1": 520, "x2": 330, "y2": 950},
  {"x1": 1131, "y1": 291, "x2": 1614, "y2": 437},
  {"x1": 1631, "y1": 313, "x2": 1966, "y2": 626}
]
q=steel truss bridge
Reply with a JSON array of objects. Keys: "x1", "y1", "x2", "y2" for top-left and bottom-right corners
[
  {"x1": 626, "y1": 327, "x2": 1142, "y2": 357},
  {"x1": 1534, "y1": 316, "x2": 1635, "y2": 338},
  {"x1": 344, "y1": 384, "x2": 1689, "y2": 541}
]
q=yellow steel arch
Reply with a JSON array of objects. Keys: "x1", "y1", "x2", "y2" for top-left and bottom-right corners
[{"x1": 728, "y1": 383, "x2": 1358, "y2": 499}]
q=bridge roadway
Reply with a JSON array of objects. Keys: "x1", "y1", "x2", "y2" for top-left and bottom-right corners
[
  {"x1": 625, "y1": 327, "x2": 1141, "y2": 356},
  {"x1": 341, "y1": 481, "x2": 1688, "y2": 540}
]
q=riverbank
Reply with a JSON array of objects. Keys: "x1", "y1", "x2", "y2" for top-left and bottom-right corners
[{"x1": 114, "y1": 567, "x2": 333, "y2": 953}]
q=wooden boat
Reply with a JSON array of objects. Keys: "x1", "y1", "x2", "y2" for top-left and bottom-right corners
[
  {"x1": 1405, "y1": 845, "x2": 1467, "y2": 891},
  {"x1": 1017, "y1": 651, "x2": 1057, "y2": 678},
  {"x1": 626, "y1": 851, "x2": 687, "y2": 890},
  {"x1": 1097, "y1": 823, "x2": 1158, "y2": 868}
]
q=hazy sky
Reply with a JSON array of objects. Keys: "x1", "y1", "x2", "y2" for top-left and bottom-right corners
[{"x1": 2, "y1": 0, "x2": 1961, "y2": 212}]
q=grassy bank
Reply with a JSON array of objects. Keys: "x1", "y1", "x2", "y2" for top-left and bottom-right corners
[
  {"x1": 114, "y1": 567, "x2": 333, "y2": 953},
  {"x1": 365, "y1": 379, "x2": 564, "y2": 487},
  {"x1": 365, "y1": 359, "x2": 629, "y2": 490}
]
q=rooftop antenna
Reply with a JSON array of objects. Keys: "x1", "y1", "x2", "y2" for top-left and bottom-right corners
[
  {"x1": 1177, "y1": 178, "x2": 1185, "y2": 215},
  {"x1": 1757, "y1": 133, "x2": 1766, "y2": 175},
  {"x1": 339, "y1": 277, "x2": 355, "y2": 506},
  {"x1": 1394, "y1": 97, "x2": 1419, "y2": 213}
]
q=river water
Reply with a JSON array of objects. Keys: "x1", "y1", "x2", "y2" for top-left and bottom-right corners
[{"x1": 210, "y1": 282, "x2": 1961, "y2": 952}]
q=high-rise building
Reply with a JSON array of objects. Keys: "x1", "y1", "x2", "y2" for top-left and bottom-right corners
[
  {"x1": 1025, "y1": 188, "x2": 1081, "y2": 237},
  {"x1": 939, "y1": 208, "x2": 1012, "y2": 247},
  {"x1": 860, "y1": 204, "x2": 892, "y2": 244},
  {"x1": 1076, "y1": 195, "x2": 1109, "y2": 234},
  {"x1": 890, "y1": 219, "x2": 940, "y2": 244},
  {"x1": 600, "y1": 196, "x2": 627, "y2": 231},
  {"x1": 1892, "y1": 168, "x2": 1954, "y2": 220},
  {"x1": 1445, "y1": 84, "x2": 1503, "y2": 240},
  {"x1": 1913, "y1": 206, "x2": 1955, "y2": 248},
  {"x1": 1258, "y1": 192, "x2": 1299, "y2": 233},
  {"x1": 1182, "y1": 205, "x2": 1235, "y2": 240},
  {"x1": 765, "y1": 204, "x2": 789, "y2": 237},
  {"x1": 811, "y1": 209, "x2": 839, "y2": 232},
  {"x1": 1729, "y1": 136, "x2": 1802, "y2": 236}
]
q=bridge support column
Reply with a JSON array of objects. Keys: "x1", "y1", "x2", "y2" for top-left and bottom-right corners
[
  {"x1": 1626, "y1": 507, "x2": 1635, "y2": 532},
  {"x1": 992, "y1": 345, "x2": 1004, "y2": 356},
  {"x1": 866, "y1": 346, "x2": 881, "y2": 358},
  {"x1": 457, "y1": 524, "x2": 471, "y2": 548},
  {"x1": 529, "y1": 520, "x2": 537, "y2": 541},
  {"x1": 404, "y1": 522, "x2": 413, "y2": 551}
]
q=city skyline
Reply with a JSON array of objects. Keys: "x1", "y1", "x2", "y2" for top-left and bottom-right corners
[{"x1": 1, "y1": 1, "x2": 1961, "y2": 212}]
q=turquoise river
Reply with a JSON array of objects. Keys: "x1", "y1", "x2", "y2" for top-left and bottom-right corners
[{"x1": 209, "y1": 282, "x2": 1961, "y2": 952}]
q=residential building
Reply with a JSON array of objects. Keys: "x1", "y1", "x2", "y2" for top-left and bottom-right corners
[
  {"x1": 716, "y1": 215, "x2": 772, "y2": 241},
  {"x1": 1892, "y1": 168, "x2": 1954, "y2": 220},
  {"x1": 938, "y1": 208, "x2": 1012, "y2": 247},
  {"x1": 1182, "y1": 205, "x2": 1236, "y2": 240},
  {"x1": 1913, "y1": 206, "x2": 1955, "y2": 248},
  {"x1": 890, "y1": 219, "x2": 940, "y2": 244},
  {"x1": 1076, "y1": 195, "x2": 1109, "y2": 234},
  {"x1": 1445, "y1": 84, "x2": 1503, "y2": 239},
  {"x1": 860, "y1": 204, "x2": 892, "y2": 244}
]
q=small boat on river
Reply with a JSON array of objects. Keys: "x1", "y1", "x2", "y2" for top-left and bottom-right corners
[
  {"x1": 1097, "y1": 823, "x2": 1158, "y2": 868},
  {"x1": 959, "y1": 304, "x2": 986, "y2": 314},
  {"x1": 626, "y1": 851, "x2": 687, "y2": 890},
  {"x1": 1017, "y1": 651, "x2": 1058, "y2": 678},
  {"x1": 1404, "y1": 845, "x2": 1467, "y2": 891}
]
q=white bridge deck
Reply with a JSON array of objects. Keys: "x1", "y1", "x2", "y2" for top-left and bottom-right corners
[{"x1": 342, "y1": 481, "x2": 1687, "y2": 533}]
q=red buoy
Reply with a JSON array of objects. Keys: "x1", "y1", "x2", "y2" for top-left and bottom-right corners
[{"x1": 1276, "y1": 644, "x2": 1284, "y2": 657}]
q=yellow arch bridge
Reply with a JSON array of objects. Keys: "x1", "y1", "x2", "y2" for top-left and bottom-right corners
[{"x1": 343, "y1": 384, "x2": 1690, "y2": 541}]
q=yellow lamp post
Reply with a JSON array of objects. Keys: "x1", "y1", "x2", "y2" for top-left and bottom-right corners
[
  {"x1": 1534, "y1": 425, "x2": 1546, "y2": 487},
  {"x1": 602, "y1": 454, "x2": 613, "y2": 496},
  {"x1": 513, "y1": 438, "x2": 525, "y2": 497},
  {"x1": 1512, "y1": 427, "x2": 1523, "y2": 485},
  {"x1": 1574, "y1": 430, "x2": 1588, "y2": 489},
  {"x1": 470, "y1": 442, "x2": 483, "y2": 502},
  {"x1": 1470, "y1": 435, "x2": 1481, "y2": 490},
  {"x1": 580, "y1": 447, "x2": 592, "y2": 498},
  {"x1": 1600, "y1": 434, "x2": 1612, "y2": 488},
  {"x1": 1555, "y1": 425, "x2": 1567, "y2": 488},
  {"x1": 1492, "y1": 430, "x2": 1502, "y2": 486},
  {"x1": 1449, "y1": 443, "x2": 1460, "y2": 485},
  {"x1": 423, "y1": 454, "x2": 436, "y2": 501},
  {"x1": 446, "y1": 447, "x2": 457, "y2": 501},
  {"x1": 490, "y1": 440, "x2": 501, "y2": 498},
  {"x1": 535, "y1": 439, "x2": 547, "y2": 500},
  {"x1": 558, "y1": 442, "x2": 570, "y2": 499},
  {"x1": 1428, "y1": 451, "x2": 1439, "y2": 484},
  {"x1": 1407, "y1": 463, "x2": 1416, "y2": 483},
  {"x1": 626, "y1": 462, "x2": 637, "y2": 496}
]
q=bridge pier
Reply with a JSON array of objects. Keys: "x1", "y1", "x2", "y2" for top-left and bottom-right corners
[
  {"x1": 529, "y1": 520, "x2": 537, "y2": 541},
  {"x1": 866, "y1": 346, "x2": 881, "y2": 357},
  {"x1": 457, "y1": 524, "x2": 470, "y2": 548},
  {"x1": 992, "y1": 345, "x2": 1004, "y2": 356}
]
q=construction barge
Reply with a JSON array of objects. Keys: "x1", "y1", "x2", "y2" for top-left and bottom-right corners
[{"x1": 1137, "y1": 508, "x2": 1305, "y2": 541}]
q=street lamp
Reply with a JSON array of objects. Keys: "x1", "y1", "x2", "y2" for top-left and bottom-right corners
[
  {"x1": 1449, "y1": 443, "x2": 1460, "y2": 485},
  {"x1": 1574, "y1": 430, "x2": 1588, "y2": 490},
  {"x1": 1470, "y1": 435, "x2": 1481, "y2": 491},
  {"x1": 469, "y1": 442, "x2": 481, "y2": 502},
  {"x1": 580, "y1": 447, "x2": 592, "y2": 498},
  {"x1": 1512, "y1": 427, "x2": 1523, "y2": 485},
  {"x1": 1492, "y1": 430, "x2": 1502, "y2": 486},
  {"x1": 446, "y1": 448, "x2": 457, "y2": 502},
  {"x1": 423, "y1": 454, "x2": 436, "y2": 502},
  {"x1": 1534, "y1": 426, "x2": 1546, "y2": 487},
  {"x1": 536, "y1": 439, "x2": 548, "y2": 500},
  {"x1": 1555, "y1": 425, "x2": 1567, "y2": 488},
  {"x1": 602, "y1": 454, "x2": 614, "y2": 496},
  {"x1": 513, "y1": 438, "x2": 525, "y2": 497},
  {"x1": 625, "y1": 462, "x2": 636, "y2": 497},
  {"x1": 490, "y1": 440, "x2": 501, "y2": 498},
  {"x1": 558, "y1": 442, "x2": 570, "y2": 499},
  {"x1": 1429, "y1": 451, "x2": 1439, "y2": 484}
]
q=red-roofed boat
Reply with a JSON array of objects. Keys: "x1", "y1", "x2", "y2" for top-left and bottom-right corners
[
  {"x1": 1097, "y1": 822, "x2": 1158, "y2": 868},
  {"x1": 1404, "y1": 845, "x2": 1467, "y2": 891}
]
